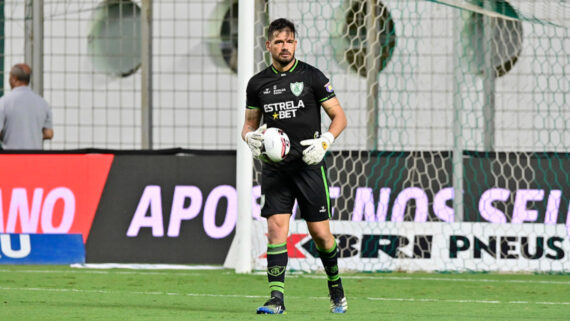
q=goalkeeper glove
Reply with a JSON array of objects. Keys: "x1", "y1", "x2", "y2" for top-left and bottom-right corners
[
  {"x1": 244, "y1": 124, "x2": 267, "y2": 159},
  {"x1": 300, "y1": 132, "x2": 335, "y2": 165}
]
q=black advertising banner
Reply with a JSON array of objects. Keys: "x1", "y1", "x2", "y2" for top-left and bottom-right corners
[
  {"x1": 326, "y1": 151, "x2": 453, "y2": 222},
  {"x1": 86, "y1": 153, "x2": 236, "y2": 264},
  {"x1": 3, "y1": 150, "x2": 568, "y2": 265},
  {"x1": 327, "y1": 151, "x2": 569, "y2": 226},
  {"x1": 463, "y1": 152, "x2": 570, "y2": 224}
]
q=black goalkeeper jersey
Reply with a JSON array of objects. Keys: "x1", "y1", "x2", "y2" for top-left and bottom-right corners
[{"x1": 246, "y1": 59, "x2": 336, "y2": 167}]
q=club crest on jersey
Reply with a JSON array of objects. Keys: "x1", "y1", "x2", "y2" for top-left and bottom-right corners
[{"x1": 290, "y1": 82, "x2": 304, "y2": 97}]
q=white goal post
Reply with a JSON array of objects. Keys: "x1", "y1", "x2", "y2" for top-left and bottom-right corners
[{"x1": 224, "y1": 0, "x2": 255, "y2": 273}]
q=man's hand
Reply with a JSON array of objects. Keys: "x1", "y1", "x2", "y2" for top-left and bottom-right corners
[
  {"x1": 244, "y1": 124, "x2": 267, "y2": 158},
  {"x1": 300, "y1": 132, "x2": 335, "y2": 165}
]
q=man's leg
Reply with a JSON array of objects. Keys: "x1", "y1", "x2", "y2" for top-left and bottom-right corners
[
  {"x1": 257, "y1": 213, "x2": 290, "y2": 314},
  {"x1": 307, "y1": 220, "x2": 347, "y2": 313}
]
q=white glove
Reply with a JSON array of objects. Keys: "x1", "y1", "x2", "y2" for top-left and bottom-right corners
[
  {"x1": 300, "y1": 132, "x2": 334, "y2": 165},
  {"x1": 244, "y1": 124, "x2": 267, "y2": 159}
]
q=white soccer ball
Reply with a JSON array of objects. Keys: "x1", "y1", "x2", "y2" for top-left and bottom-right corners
[{"x1": 263, "y1": 127, "x2": 291, "y2": 162}]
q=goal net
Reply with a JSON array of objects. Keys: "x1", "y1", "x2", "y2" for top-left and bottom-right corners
[{"x1": 246, "y1": 0, "x2": 570, "y2": 272}]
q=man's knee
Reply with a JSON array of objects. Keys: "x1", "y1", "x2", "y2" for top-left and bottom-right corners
[
  {"x1": 308, "y1": 227, "x2": 335, "y2": 250},
  {"x1": 267, "y1": 214, "x2": 290, "y2": 244}
]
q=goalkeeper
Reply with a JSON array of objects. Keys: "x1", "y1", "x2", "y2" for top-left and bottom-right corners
[{"x1": 241, "y1": 18, "x2": 348, "y2": 314}]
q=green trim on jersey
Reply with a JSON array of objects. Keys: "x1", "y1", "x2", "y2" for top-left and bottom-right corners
[
  {"x1": 270, "y1": 59, "x2": 299, "y2": 74},
  {"x1": 320, "y1": 166, "x2": 331, "y2": 219},
  {"x1": 319, "y1": 94, "x2": 335, "y2": 102},
  {"x1": 247, "y1": 105, "x2": 259, "y2": 109},
  {"x1": 288, "y1": 59, "x2": 299, "y2": 72}
]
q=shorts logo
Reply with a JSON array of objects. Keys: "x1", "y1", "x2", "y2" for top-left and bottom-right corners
[
  {"x1": 290, "y1": 82, "x2": 304, "y2": 97},
  {"x1": 320, "y1": 206, "x2": 326, "y2": 213}
]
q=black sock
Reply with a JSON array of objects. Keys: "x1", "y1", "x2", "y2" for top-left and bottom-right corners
[
  {"x1": 317, "y1": 241, "x2": 343, "y2": 291},
  {"x1": 267, "y1": 242, "x2": 288, "y2": 300}
]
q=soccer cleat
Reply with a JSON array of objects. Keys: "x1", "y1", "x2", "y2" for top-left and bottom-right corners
[
  {"x1": 329, "y1": 286, "x2": 348, "y2": 313},
  {"x1": 256, "y1": 296, "x2": 287, "y2": 314}
]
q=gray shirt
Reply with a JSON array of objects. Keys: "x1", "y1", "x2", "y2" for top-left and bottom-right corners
[{"x1": 0, "y1": 86, "x2": 53, "y2": 150}]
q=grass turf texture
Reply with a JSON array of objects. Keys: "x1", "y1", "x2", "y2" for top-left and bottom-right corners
[{"x1": 1, "y1": 266, "x2": 569, "y2": 320}]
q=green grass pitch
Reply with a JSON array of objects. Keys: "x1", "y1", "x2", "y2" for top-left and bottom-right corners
[{"x1": 1, "y1": 265, "x2": 569, "y2": 320}]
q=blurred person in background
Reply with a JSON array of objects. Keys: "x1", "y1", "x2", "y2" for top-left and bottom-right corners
[{"x1": 0, "y1": 63, "x2": 53, "y2": 150}]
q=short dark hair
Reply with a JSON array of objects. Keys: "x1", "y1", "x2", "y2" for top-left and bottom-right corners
[
  {"x1": 10, "y1": 64, "x2": 31, "y2": 84},
  {"x1": 267, "y1": 18, "x2": 296, "y2": 40}
]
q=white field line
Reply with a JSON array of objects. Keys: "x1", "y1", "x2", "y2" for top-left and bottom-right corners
[
  {"x1": 70, "y1": 263, "x2": 224, "y2": 270},
  {"x1": 0, "y1": 269, "x2": 212, "y2": 276},
  {"x1": 1, "y1": 286, "x2": 570, "y2": 306},
  {"x1": 296, "y1": 274, "x2": 570, "y2": 285},
  {"x1": 2, "y1": 269, "x2": 570, "y2": 285}
]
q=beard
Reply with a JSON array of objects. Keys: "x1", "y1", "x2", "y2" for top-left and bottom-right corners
[{"x1": 273, "y1": 52, "x2": 295, "y2": 67}]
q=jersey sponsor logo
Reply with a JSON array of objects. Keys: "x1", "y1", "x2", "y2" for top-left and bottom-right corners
[
  {"x1": 264, "y1": 100, "x2": 305, "y2": 120},
  {"x1": 325, "y1": 82, "x2": 334, "y2": 93},
  {"x1": 290, "y1": 81, "x2": 304, "y2": 96},
  {"x1": 273, "y1": 85, "x2": 286, "y2": 95}
]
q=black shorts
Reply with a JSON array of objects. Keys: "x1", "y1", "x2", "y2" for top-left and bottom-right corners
[{"x1": 260, "y1": 163, "x2": 331, "y2": 222}]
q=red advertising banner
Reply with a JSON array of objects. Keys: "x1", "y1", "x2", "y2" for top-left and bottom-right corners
[{"x1": 0, "y1": 154, "x2": 114, "y2": 242}]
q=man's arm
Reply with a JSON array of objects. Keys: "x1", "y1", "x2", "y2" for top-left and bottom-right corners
[
  {"x1": 241, "y1": 107, "x2": 268, "y2": 160},
  {"x1": 42, "y1": 128, "x2": 53, "y2": 140},
  {"x1": 241, "y1": 108, "x2": 262, "y2": 141},
  {"x1": 42, "y1": 101, "x2": 54, "y2": 141},
  {"x1": 321, "y1": 97, "x2": 347, "y2": 138}
]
